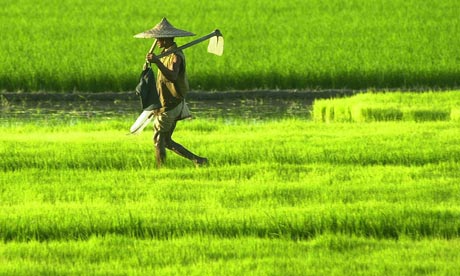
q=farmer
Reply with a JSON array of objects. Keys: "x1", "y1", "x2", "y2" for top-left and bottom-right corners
[{"x1": 145, "y1": 18, "x2": 208, "y2": 167}]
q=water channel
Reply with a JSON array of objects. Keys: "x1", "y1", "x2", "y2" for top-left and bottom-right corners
[{"x1": 0, "y1": 90, "x2": 355, "y2": 122}]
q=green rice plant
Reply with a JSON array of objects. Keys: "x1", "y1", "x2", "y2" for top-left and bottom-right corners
[
  {"x1": 313, "y1": 91, "x2": 460, "y2": 122},
  {"x1": 402, "y1": 108, "x2": 451, "y2": 122},
  {"x1": 2, "y1": 119, "x2": 460, "y2": 170},
  {"x1": 323, "y1": 104, "x2": 334, "y2": 123},
  {"x1": 312, "y1": 101, "x2": 327, "y2": 122},
  {"x1": 1, "y1": 235, "x2": 460, "y2": 275},
  {"x1": 1, "y1": 119, "x2": 459, "y2": 240},
  {"x1": 1, "y1": 116, "x2": 460, "y2": 274},
  {"x1": 312, "y1": 99, "x2": 352, "y2": 123},
  {"x1": 1, "y1": 166, "x2": 460, "y2": 241},
  {"x1": 1, "y1": 0, "x2": 459, "y2": 91},
  {"x1": 451, "y1": 108, "x2": 460, "y2": 121},
  {"x1": 352, "y1": 105, "x2": 403, "y2": 122}
]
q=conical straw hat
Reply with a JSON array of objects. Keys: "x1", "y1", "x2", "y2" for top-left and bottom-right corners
[{"x1": 134, "y1": 18, "x2": 195, "y2": 38}]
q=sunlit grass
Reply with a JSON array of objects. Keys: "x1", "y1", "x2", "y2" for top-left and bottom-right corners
[
  {"x1": 2, "y1": 90, "x2": 460, "y2": 274},
  {"x1": 2, "y1": 235, "x2": 460, "y2": 275},
  {"x1": 1, "y1": 0, "x2": 459, "y2": 91},
  {"x1": 1, "y1": 118, "x2": 459, "y2": 170},
  {"x1": 1, "y1": 119, "x2": 459, "y2": 243},
  {"x1": 313, "y1": 90, "x2": 460, "y2": 122}
]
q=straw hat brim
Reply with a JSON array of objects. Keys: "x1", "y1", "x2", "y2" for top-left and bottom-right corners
[{"x1": 134, "y1": 18, "x2": 195, "y2": 38}]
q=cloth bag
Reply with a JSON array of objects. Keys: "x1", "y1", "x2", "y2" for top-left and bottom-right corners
[{"x1": 135, "y1": 67, "x2": 162, "y2": 111}]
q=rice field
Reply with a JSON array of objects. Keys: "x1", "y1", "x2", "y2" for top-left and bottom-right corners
[
  {"x1": 2, "y1": 0, "x2": 460, "y2": 273},
  {"x1": 1, "y1": 0, "x2": 459, "y2": 92},
  {"x1": 2, "y1": 236, "x2": 460, "y2": 275},
  {"x1": 313, "y1": 90, "x2": 460, "y2": 122},
  {"x1": 1, "y1": 91, "x2": 460, "y2": 274}
]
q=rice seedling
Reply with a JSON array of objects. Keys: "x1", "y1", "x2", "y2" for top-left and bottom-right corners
[
  {"x1": 313, "y1": 90, "x2": 460, "y2": 122},
  {"x1": 451, "y1": 108, "x2": 460, "y2": 121}
]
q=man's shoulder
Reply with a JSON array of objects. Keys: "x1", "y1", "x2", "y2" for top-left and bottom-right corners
[{"x1": 174, "y1": 50, "x2": 185, "y2": 59}]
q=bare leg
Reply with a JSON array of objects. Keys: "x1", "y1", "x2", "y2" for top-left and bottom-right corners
[
  {"x1": 165, "y1": 122, "x2": 208, "y2": 166},
  {"x1": 153, "y1": 130, "x2": 167, "y2": 168}
]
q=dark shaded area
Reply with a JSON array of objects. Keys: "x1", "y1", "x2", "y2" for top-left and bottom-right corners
[
  {"x1": 0, "y1": 90, "x2": 359, "y2": 102},
  {"x1": 1, "y1": 90, "x2": 323, "y2": 122},
  {"x1": 0, "y1": 69, "x2": 458, "y2": 93},
  {"x1": 1, "y1": 87, "x2": 456, "y2": 122}
]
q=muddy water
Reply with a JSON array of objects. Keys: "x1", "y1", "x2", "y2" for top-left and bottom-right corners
[{"x1": 1, "y1": 94, "x2": 315, "y2": 122}]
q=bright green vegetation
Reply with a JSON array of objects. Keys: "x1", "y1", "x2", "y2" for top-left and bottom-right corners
[
  {"x1": 1, "y1": 113, "x2": 460, "y2": 274},
  {"x1": 2, "y1": 235, "x2": 460, "y2": 275},
  {"x1": 2, "y1": 0, "x2": 459, "y2": 92},
  {"x1": 313, "y1": 90, "x2": 460, "y2": 122}
]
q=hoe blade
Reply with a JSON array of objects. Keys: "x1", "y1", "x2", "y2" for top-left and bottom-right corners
[{"x1": 207, "y1": 35, "x2": 224, "y2": 56}]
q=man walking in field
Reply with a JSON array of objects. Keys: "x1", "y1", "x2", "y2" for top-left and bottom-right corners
[{"x1": 145, "y1": 18, "x2": 208, "y2": 168}]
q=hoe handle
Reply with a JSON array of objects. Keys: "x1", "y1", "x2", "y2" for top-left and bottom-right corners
[
  {"x1": 148, "y1": 39, "x2": 158, "y2": 54},
  {"x1": 144, "y1": 39, "x2": 157, "y2": 67},
  {"x1": 156, "y1": 30, "x2": 222, "y2": 59}
]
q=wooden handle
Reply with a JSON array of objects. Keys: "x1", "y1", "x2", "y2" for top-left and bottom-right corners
[
  {"x1": 148, "y1": 39, "x2": 158, "y2": 54},
  {"x1": 144, "y1": 39, "x2": 158, "y2": 67},
  {"x1": 156, "y1": 30, "x2": 222, "y2": 59}
]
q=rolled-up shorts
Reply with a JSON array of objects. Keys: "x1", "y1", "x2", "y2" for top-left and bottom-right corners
[{"x1": 154, "y1": 101, "x2": 190, "y2": 133}]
